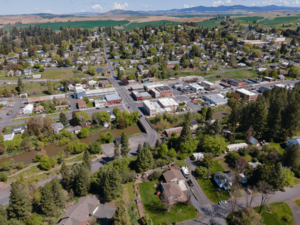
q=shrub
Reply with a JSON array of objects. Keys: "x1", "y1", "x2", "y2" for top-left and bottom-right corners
[
  {"x1": 88, "y1": 141, "x2": 102, "y2": 154},
  {"x1": 238, "y1": 148, "x2": 248, "y2": 156},
  {"x1": 77, "y1": 127, "x2": 89, "y2": 139},
  {"x1": 149, "y1": 171, "x2": 162, "y2": 181},
  {"x1": 6, "y1": 145, "x2": 15, "y2": 153},
  {"x1": 39, "y1": 67, "x2": 44, "y2": 72},
  {"x1": 16, "y1": 162, "x2": 25, "y2": 170},
  {"x1": 178, "y1": 154, "x2": 186, "y2": 160},
  {"x1": 99, "y1": 132, "x2": 113, "y2": 144},
  {"x1": 0, "y1": 172, "x2": 7, "y2": 182},
  {"x1": 65, "y1": 140, "x2": 88, "y2": 154},
  {"x1": 57, "y1": 137, "x2": 71, "y2": 146},
  {"x1": 36, "y1": 141, "x2": 44, "y2": 150}
]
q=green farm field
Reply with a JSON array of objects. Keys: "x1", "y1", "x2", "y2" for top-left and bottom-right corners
[
  {"x1": 173, "y1": 14, "x2": 245, "y2": 18},
  {"x1": 259, "y1": 16, "x2": 300, "y2": 26},
  {"x1": 124, "y1": 20, "x2": 181, "y2": 30},
  {"x1": 2, "y1": 20, "x2": 129, "y2": 31},
  {"x1": 233, "y1": 16, "x2": 264, "y2": 21},
  {"x1": 197, "y1": 19, "x2": 223, "y2": 27}
]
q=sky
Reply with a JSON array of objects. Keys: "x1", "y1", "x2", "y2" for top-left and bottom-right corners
[{"x1": 1, "y1": 0, "x2": 300, "y2": 15}]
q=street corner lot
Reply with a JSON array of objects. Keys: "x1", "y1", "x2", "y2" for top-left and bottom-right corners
[
  {"x1": 138, "y1": 180, "x2": 198, "y2": 225},
  {"x1": 43, "y1": 69, "x2": 75, "y2": 79}
]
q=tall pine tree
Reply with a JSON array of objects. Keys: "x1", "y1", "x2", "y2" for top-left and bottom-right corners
[
  {"x1": 60, "y1": 161, "x2": 70, "y2": 190},
  {"x1": 112, "y1": 200, "x2": 131, "y2": 225},
  {"x1": 136, "y1": 144, "x2": 154, "y2": 172},
  {"x1": 59, "y1": 112, "x2": 68, "y2": 125},
  {"x1": 102, "y1": 168, "x2": 122, "y2": 202},
  {"x1": 40, "y1": 185, "x2": 56, "y2": 216},
  {"x1": 120, "y1": 132, "x2": 130, "y2": 157},
  {"x1": 7, "y1": 182, "x2": 31, "y2": 221},
  {"x1": 75, "y1": 166, "x2": 90, "y2": 196},
  {"x1": 179, "y1": 112, "x2": 192, "y2": 144},
  {"x1": 83, "y1": 150, "x2": 92, "y2": 171},
  {"x1": 50, "y1": 178, "x2": 66, "y2": 209},
  {"x1": 114, "y1": 141, "x2": 120, "y2": 159}
]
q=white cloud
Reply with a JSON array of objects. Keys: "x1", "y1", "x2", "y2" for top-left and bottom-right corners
[
  {"x1": 225, "y1": 0, "x2": 231, "y2": 3},
  {"x1": 92, "y1": 4, "x2": 103, "y2": 11},
  {"x1": 184, "y1": 4, "x2": 194, "y2": 8},
  {"x1": 142, "y1": 5, "x2": 152, "y2": 8},
  {"x1": 43, "y1": 9, "x2": 52, "y2": 13},
  {"x1": 212, "y1": 0, "x2": 224, "y2": 7},
  {"x1": 112, "y1": 2, "x2": 128, "y2": 10},
  {"x1": 284, "y1": 0, "x2": 289, "y2": 5},
  {"x1": 293, "y1": 0, "x2": 300, "y2": 5}
]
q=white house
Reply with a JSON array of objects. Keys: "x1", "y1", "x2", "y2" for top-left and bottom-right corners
[
  {"x1": 227, "y1": 143, "x2": 248, "y2": 152},
  {"x1": 257, "y1": 68, "x2": 267, "y2": 72},
  {"x1": 286, "y1": 137, "x2": 300, "y2": 147},
  {"x1": 3, "y1": 132, "x2": 14, "y2": 141},
  {"x1": 193, "y1": 152, "x2": 205, "y2": 160},
  {"x1": 214, "y1": 172, "x2": 234, "y2": 190},
  {"x1": 237, "y1": 63, "x2": 247, "y2": 67},
  {"x1": 23, "y1": 104, "x2": 34, "y2": 114}
]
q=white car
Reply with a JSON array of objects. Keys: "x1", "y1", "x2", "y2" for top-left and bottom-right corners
[{"x1": 218, "y1": 201, "x2": 227, "y2": 205}]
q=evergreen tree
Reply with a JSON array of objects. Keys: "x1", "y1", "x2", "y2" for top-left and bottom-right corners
[
  {"x1": 75, "y1": 166, "x2": 90, "y2": 196},
  {"x1": 40, "y1": 185, "x2": 56, "y2": 216},
  {"x1": 50, "y1": 178, "x2": 66, "y2": 209},
  {"x1": 179, "y1": 112, "x2": 192, "y2": 144},
  {"x1": 155, "y1": 139, "x2": 160, "y2": 149},
  {"x1": 283, "y1": 143, "x2": 300, "y2": 169},
  {"x1": 136, "y1": 144, "x2": 154, "y2": 172},
  {"x1": 83, "y1": 150, "x2": 92, "y2": 171},
  {"x1": 271, "y1": 163, "x2": 286, "y2": 190},
  {"x1": 59, "y1": 112, "x2": 68, "y2": 125},
  {"x1": 206, "y1": 107, "x2": 213, "y2": 121},
  {"x1": 114, "y1": 141, "x2": 120, "y2": 159},
  {"x1": 17, "y1": 78, "x2": 23, "y2": 93},
  {"x1": 102, "y1": 168, "x2": 122, "y2": 202},
  {"x1": 112, "y1": 200, "x2": 131, "y2": 225},
  {"x1": 120, "y1": 132, "x2": 130, "y2": 157},
  {"x1": 7, "y1": 182, "x2": 31, "y2": 221},
  {"x1": 252, "y1": 98, "x2": 268, "y2": 139},
  {"x1": 212, "y1": 119, "x2": 223, "y2": 135},
  {"x1": 137, "y1": 143, "x2": 142, "y2": 154},
  {"x1": 47, "y1": 79, "x2": 53, "y2": 95},
  {"x1": 0, "y1": 205, "x2": 8, "y2": 225},
  {"x1": 60, "y1": 162, "x2": 70, "y2": 190}
]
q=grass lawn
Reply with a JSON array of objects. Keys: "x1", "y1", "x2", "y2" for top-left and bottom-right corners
[
  {"x1": 212, "y1": 105, "x2": 231, "y2": 114},
  {"x1": 138, "y1": 180, "x2": 197, "y2": 224},
  {"x1": 123, "y1": 182, "x2": 139, "y2": 224},
  {"x1": 198, "y1": 179, "x2": 230, "y2": 203},
  {"x1": 295, "y1": 199, "x2": 300, "y2": 208},
  {"x1": 254, "y1": 202, "x2": 294, "y2": 225},
  {"x1": 269, "y1": 142, "x2": 285, "y2": 155},
  {"x1": 244, "y1": 155, "x2": 252, "y2": 162},
  {"x1": 4, "y1": 134, "x2": 22, "y2": 149},
  {"x1": 86, "y1": 102, "x2": 94, "y2": 108},
  {"x1": 207, "y1": 69, "x2": 258, "y2": 81},
  {"x1": 217, "y1": 159, "x2": 231, "y2": 171},
  {"x1": 211, "y1": 160, "x2": 225, "y2": 175},
  {"x1": 44, "y1": 70, "x2": 74, "y2": 79}
]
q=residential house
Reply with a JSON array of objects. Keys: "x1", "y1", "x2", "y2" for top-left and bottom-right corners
[
  {"x1": 249, "y1": 136, "x2": 261, "y2": 148},
  {"x1": 55, "y1": 105, "x2": 69, "y2": 110},
  {"x1": 161, "y1": 183, "x2": 185, "y2": 205},
  {"x1": 163, "y1": 170, "x2": 185, "y2": 183},
  {"x1": 99, "y1": 80, "x2": 110, "y2": 87},
  {"x1": 3, "y1": 132, "x2": 14, "y2": 141},
  {"x1": 82, "y1": 66, "x2": 88, "y2": 72},
  {"x1": 190, "y1": 120, "x2": 198, "y2": 130},
  {"x1": 51, "y1": 123, "x2": 64, "y2": 134},
  {"x1": 58, "y1": 195, "x2": 100, "y2": 225},
  {"x1": 23, "y1": 104, "x2": 34, "y2": 114},
  {"x1": 227, "y1": 143, "x2": 248, "y2": 152},
  {"x1": 66, "y1": 126, "x2": 82, "y2": 134},
  {"x1": 15, "y1": 70, "x2": 22, "y2": 77},
  {"x1": 11, "y1": 125, "x2": 27, "y2": 134},
  {"x1": 141, "y1": 77, "x2": 157, "y2": 83},
  {"x1": 6, "y1": 70, "x2": 14, "y2": 77},
  {"x1": 167, "y1": 60, "x2": 180, "y2": 68},
  {"x1": 286, "y1": 137, "x2": 300, "y2": 147},
  {"x1": 24, "y1": 69, "x2": 31, "y2": 75},
  {"x1": 34, "y1": 105, "x2": 44, "y2": 114},
  {"x1": 214, "y1": 172, "x2": 234, "y2": 190},
  {"x1": 77, "y1": 100, "x2": 87, "y2": 109}
]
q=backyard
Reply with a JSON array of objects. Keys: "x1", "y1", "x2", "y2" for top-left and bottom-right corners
[
  {"x1": 138, "y1": 180, "x2": 198, "y2": 224},
  {"x1": 43, "y1": 69, "x2": 74, "y2": 79},
  {"x1": 206, "y1": 69, "x2": 259, "y2": 81}
]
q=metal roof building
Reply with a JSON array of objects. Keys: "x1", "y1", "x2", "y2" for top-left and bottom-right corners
[{"x1": 203, "y1": 94, "x2": 228, "y2": 106}]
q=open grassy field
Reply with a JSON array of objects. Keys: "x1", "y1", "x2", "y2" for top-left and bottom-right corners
[
  {"x1": 198, "y1": 179, "x2": 230, "y2": 203},
  {"x1": 3, "y1": 20, "x2": 129, "y2": 31},
  {"x1": 254, "y1": 202, "x2": 294, "y2": 225},
  {"x1": 207, "y1": 69, "x2": 259, "y2": 81},
  {"x1": 259, "y1": 16, "x2": 300, "y2": 26},
  {"x1": 138, "y1": 180, "x2": 197, "y2": 224},
  {"x1": 4, "y1": 134, "x2": 22, "y2": 149},
  {"x1": 197, "y1": 19, "x2": 223, "y2": 27},
  {"x1": 210, "y1": 160, "x2": 225, "y2": 175},
  {"x1": 124, "y1": 20, "x2": 181, "y2": 30},
  {"x1": 43, "y1": 69, "x2": 74, "y2": 79},
  {"x1": 174, "y1": 14, "x2": 245, "y2": 18},
  {"x1": 233, "y1": 16, "x2": 264, "y2": 22}
]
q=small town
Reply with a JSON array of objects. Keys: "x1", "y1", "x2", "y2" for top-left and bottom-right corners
[{"x1": 1, "y1": 2, "x2": 300, "y2": 225}]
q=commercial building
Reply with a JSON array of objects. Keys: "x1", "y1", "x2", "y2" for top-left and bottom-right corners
[
  {"x1": 74, "y1": 84, "x2": 116, "y2": 99},
  {"x1": 166, "y1": 60, "x2": 180, "y2": 68},
  {"x1": 144, "y1": 83, "x2": 164, "y2": 90},
  {"x1": 143, "y1": 100, "x2": 166, "y2": 117},
  {"x1": 188, "y1": 83, "x2": 204, "y2": 92},
  {"x1": 239, "y1": 40, "x2": 270, "y2": 46},
  {"x1": 129, "y1": 84, "x2": 144, "y2": 91},
  {"x1": 201, "y1": 81, "x2": 215, "y2": 90},
  {"x1": 132, "y1": 91, "x2": 152, "y2": 101},
  {"x1": 77, "y1": 100, "x2": 87, "y2": 109},
  {"x1": 158, "y1": 98, "x2": 179, "y2": 112},
  {"x1": 149, "y1": 88, "x2": 160, "y2": 98},
  {"x1": 105, "y1": 93, "x2": 122, "y2": 105},
  {"x1": 154, "y1": 86, "x2": 173, "y2": 98},
  {"x1": 203, "y1": 94, "x2": 228, "y2": 106},
  {"x1": 228, "y1": 79, "x2": 247, "y2": 88},
  {"x1": 236, "y1": 89, "x2": 258, "y2": 101},
  {"x1": 173, "y1": 84, "x2": 183, "y2": 89},
  {"x1": 23, "y1": 104, "x2": 34, "y2": 114},
  {"x1": 263, "y1": 77, "x2": 275, "y2": 82},
  {"x1": 27, "y1": 94, "x2": 66, "y2": 104},
  {"x1": 141, "y1": 77, "x2": 157, "y2": 83}
]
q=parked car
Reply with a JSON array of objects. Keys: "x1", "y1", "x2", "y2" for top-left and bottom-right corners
[
  {"x1": 245, "y1": 187, "x2": 252, "y2": 195},
  {"x1": 218, "y1": 201, "x2": 227, "y2": 205},
  {"x1": 187, "y1": 179, "x2": 194, "y2": 187}
]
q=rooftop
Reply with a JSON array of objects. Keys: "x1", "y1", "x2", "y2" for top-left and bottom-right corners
[
  {"x1": 203, "y1": 94, "x2": 227, "y2": 104},
  {"x1": 158, "y1": 98, "x2": 179, "y2": 107},
  {"x1": 236, "y1": 88, "x2": 257, "y2": 96},
  {"x1": 163, "y1": 169, "x2": 185, "y2": 182},
  {"x1": 155, "y1": 86, "x2": 172, "y2": 92},
  {"x1": 105, "y1": 93, "x2": 122, "y2": 101}
]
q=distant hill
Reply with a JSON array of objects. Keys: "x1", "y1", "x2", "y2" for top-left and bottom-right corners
[{"x1": 95, "y1": 5, "x2": 300, "y2": 16}]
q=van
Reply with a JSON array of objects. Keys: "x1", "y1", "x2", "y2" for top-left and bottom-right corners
[{"x1": 245, "y1": 187, "x2": 252, "y2": 195}]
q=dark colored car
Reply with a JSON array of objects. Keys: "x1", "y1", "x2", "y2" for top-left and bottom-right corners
[{"x1": 187, "y1": 179, "x2": 194, "y2": 187}]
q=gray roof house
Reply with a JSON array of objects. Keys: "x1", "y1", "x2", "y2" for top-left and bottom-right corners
[
  {"x1": 24, "y1": 69, "x2": 31, "y2": 75},
  {"x1": 58, "y1": 195, "x2": 99, "y2": 225},
  {"x1": 286, "y1": 137, "x2": 300, "y2": 147},
  {"x1": 11, "y1": 125, "x2": 27, "y2": 134},
  {"x1": 214, "y1": 172, "x2": 234, "y2": 190},
  {"x1": 51, "y1": 122, "x2": 64, "y2": 134}
]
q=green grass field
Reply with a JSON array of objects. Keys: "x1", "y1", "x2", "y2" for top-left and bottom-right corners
[
  {"x1": 43, "y1": 69, "x2": 74, "y2": 79},
  {"x1": 259, "y1": 16, "x2": 300, "y2": 26},
  {"x1": 173, "y1": 14, "x2": 245, "y2": 18},
  {"x1": 295, "y1": 199, "x2": 300, "y2": 208},
  {"x1": 198, "y1": 179, "x2": 230, "y2": 203},
  {"x1": 207, "y1": 69, "x2": 259, "y2": 81},
  {"x1": 2, "y1": 20, "x2": 129, "y2": 31},
  {"x1": 210, "y1": 161, "x2": 225, "y2": 175},
  {"x1": 254, "y1": 202, "x2": 294, "y2": 225},
  {"x1": 233, "y1": 16, "x2": 264, "y2": 22},
  {"x1": 197, "y1": 19, "x2": 223, "y2": 27},
  {"x1": 124, "y1": 20, "x2": 181, "y2": 30},
  {"x1": 138, "y1": 180, "x2": 197, "y2": 224},
  {"x1": 4, "y1": 134, "x2": 22, "y2": 149}
]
